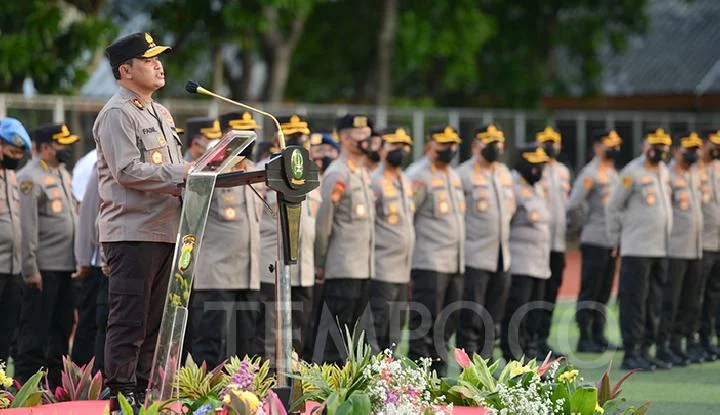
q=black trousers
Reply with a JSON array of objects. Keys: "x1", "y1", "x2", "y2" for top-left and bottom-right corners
[
  {"x1": 699, "y1": 251, "x2": 720, "y2": 341},
  {"x1": 575, "y1": 244, "x2": 617, "y2": 340},
  {"x1": 536, "y1": 251, "x2": 566, "y2": 344},
  {"x1": 0, "y1": 273, "x2": 22, "y2": 362},
  {"x1": 257, "y1": 282, "x2": 314, "y2": 363},
  {"x1": 500, "y1": 274, "x2": 546, "y2": 361},
  {"x1": 303, "y1": 281, "x2": 325, "y2": 359},
  {"x1": 407, "y1": 269, "x2": 463, "y2": 376},
  {"x1": 658, "y1": 258, "x2": 702, "y2": 344},
  {"x1": 71, "y1": 267, "x2": 101, "y2": 366},
  {"x1": 95, "y1": 270, "x2": 109, "y2": 374},
  {"x1": 15, "y1": 270, "x2": 74, "y2": 387},
  {"x1": 103, "y1": 242, "x2": 174, "y2": 395},
  {"x1": 456, "y1": 261, "x2": 510, "y2": 359},
  {"x1": 316, "y1": 278, "x2": 370, "y2": 365},
  {"x1": 369, "y1": 280, "x2": 408, "y2": 353},
  {"x1": 189, "y1": 289, "x2": 260, "y2": 368},
  {"x1": 618, "y1": 256, "x2": 667, "y2": 354}
]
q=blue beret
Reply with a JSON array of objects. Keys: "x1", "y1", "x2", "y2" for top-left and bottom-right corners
[{"x1": 0, "y1": 118, "x2": 31, "y2": 151}]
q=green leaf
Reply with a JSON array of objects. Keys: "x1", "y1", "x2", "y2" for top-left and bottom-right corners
[
  {"x1": 569, "y1": 386, "x2": 597, "y2": 415},
  {"x1": 9, "y1": 370, "x2": 45, "y2": 408},
  {"x1": 117, "y1": 393, "x2": 134, "y2": 415}
]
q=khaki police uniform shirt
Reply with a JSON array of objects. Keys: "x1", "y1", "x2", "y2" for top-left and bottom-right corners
[
  {"x1": 74, "y1": 165, "x2": 101, "y2": 267},
  {"x1": 566, "y1": 158, "x2": 619, "y2": 248},
  {"x1": 0, "y1": 168, "x2": 21, "y2": 275},
  {"x1": 195, "y1": 162, "x2": 263, "y2": 290},
  {"x1": 668, "y1": 161, "x2": 703, "y2": 259},
  {"x1": 606, "y1": 155, "x2": 673, "y2": 257},
  {"x1": 509, "y1": 171, "x2": 551, "y2": 279},
  {"x1": 92, "y1": 86, "x2": 186, "y2": 243},
  {"x1": 406, "y1": 156, "x2": 465, "y2": 274},
  {"x1": 457, "y1": 157, "x2": 515, "y2": 273},
  {"x1": 315, "y1": 153, "x2": 375, "y2": 280},
  {"x1": 542, "y1": 160, "x2": 571, "y2": 252},
  {"x1": 371, "y1": 164, "x2": 415, "y2": 284},
  {"x1": 259, "y1": 157, "x2": 321, "y2": 287},
  {"x1": 699, "y1": 159, "x2": 720, "y2": 252},
  {"x1": 18, "y1": 158, "x2": 77, "y2": 274}
]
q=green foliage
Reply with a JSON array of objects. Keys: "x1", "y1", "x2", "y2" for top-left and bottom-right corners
[
  {"x1": 0, "y1": 0, "x2": 115, "y2": 93},
  {"x1": 45, "y1": 356, "x2": 105, "y2": 402},
  {"x1": 116, "y1": 393, "x2": 175, "y2": 415},
  {"x1": 176, "y1": 355, "x2": 226, "y2": 402},
  {"x1": 9, "y1": 369, "x2": 44, "y2": 408},
  {"x1": 224, "y1": 355, "x2": 276, "y2": 400}
]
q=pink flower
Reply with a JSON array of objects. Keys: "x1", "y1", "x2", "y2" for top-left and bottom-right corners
[
  {"x1": 537, "y1": 351, "x2": 565, "y2": 376},
  {"x1": 454, "y1": 348, "x2": 471, "y2": 369}
]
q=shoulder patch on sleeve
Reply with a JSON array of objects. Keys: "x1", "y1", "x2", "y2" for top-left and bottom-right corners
[
  {"x1": 331, "y1": 180, "x2": 346, "y2": 204},
  {"x1": 583, "y1": 177, "x2": 593, "y2": 189},
  {"x1": 622, "y1": 175, "x2": 633, "y2": 188},
  {"x1": 20, "y1": 180, "x2": 34, "y2": 195}
]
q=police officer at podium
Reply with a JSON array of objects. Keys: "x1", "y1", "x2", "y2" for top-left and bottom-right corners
[{"x1": 93, "y1": 32, "x2": 190, "y2": 407}]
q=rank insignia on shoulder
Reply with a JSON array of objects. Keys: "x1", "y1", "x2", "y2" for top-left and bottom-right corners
[
  {"x1": 20, "y1": 180, "x2": 33, "y2": 195},
  {"x1": 622, "y1": 176, "x2": 633, "y2": 188},
  {"x1": 131, "y1": 98, "x2": 144, "y2": 110},
  {"x1": 583, "y1": 177, "x2": 593, "y2": 189}
]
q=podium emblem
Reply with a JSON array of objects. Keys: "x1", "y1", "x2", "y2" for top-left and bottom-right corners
[{"x1": 178, "y1": 234, "x2": 196, "y2": 272}]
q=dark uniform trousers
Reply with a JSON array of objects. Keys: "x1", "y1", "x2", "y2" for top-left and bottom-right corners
[
  {"x1": 456, "y1": 251, "x2": 511, "y2": 359},
  {"x1": 303, "y1": 281, "x2": 325, "y2": 359},
  {"x1": 618, "y1": 256, "x2": 668, "y2": 356},
  {"x1": 71, "y1": 268, "x2": 101, "y2": 366},
  {"x1": 257, "y1": 282, "x2": 314, "y2": 364},
  {"x1": 317, "y1": 278, "x2": 370, "y2": 365},
  {"x1": 369, "y1": 280, "x2": 408, "y2": 353},
  {"x1": 575, "y1": 244, "x2": 617, "y2": 340},
  {"x1": 0, "y1": 273, "x2": 22, "y2": 362},
  {"x1": 189, "y1": 289, "x2": 260, "y2": 368},
  {"x1": 699, "y1": 251, "x2": 720, "y2": 342},
  {"x1": 103, "y1": 241, "x2": 173, "y2": 395},
  {"x1": 500, "y1": 274, "x2": 546, "y2": 361},
  {"x1": 658, "y1": 258, "x2": 702, "y2": 345},
  {"x1": 535, "y1": 251, "x2": 565, "y2": 346},
  {"x1": 15, "y1": 270, "x2": 74, "y2": 387},
  {"x1": 407, "y1": 270, "x2": 463, "y2": 377},
  {"x1": 95, "y1": 269, "x2": 109, "y2": 374}
]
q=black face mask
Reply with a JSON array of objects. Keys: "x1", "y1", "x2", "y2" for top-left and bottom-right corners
[
  {"x1": 646, "y1": 147, "x2": 668, "y2": 165},
  {"x1": 367, "y1": 151, "x2": 381, "y2": 163},
  {"x1": 436, "y1": 147, "x2": 457, "y2": 164},
  {"x1": 682, "y1": 149, "x2": 699, "y2": 165},
  {"x1": 542, "y1": 142, "x2": 557, "y2": 159},
  {"x1": 286, "y1": 136, "x2": 305, "y2": 147},
  {"x1": 386, "y1": 149, "x2": 407, "y2": 167},
  {"x1": 605, "y1": 147, "x2": 622, "y2": 161},
  {"x1": 0, "y1": 156, "x2": 21, "y2": 170},
  {"x1": 314, "y1": 156, "x2": 333, "y2": 173},
  {"x1": 480, "y1": 143, "x2": 501, "y2": 162},
  {"x1": 517, "y1": 163, "x2": 543, "y2": 185},
  {"x1": 55, "y1": 148, "x2": 72, "y2": 164}
]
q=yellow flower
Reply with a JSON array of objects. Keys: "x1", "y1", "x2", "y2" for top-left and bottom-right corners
[
  {"x1": 558, "y1": 369, "x2": 579, "y2": 383},
  {"x1": 595, "y1": 402, "x2": 605, "y2": 414},
  {"x1": 234, "y1": 390, "x2": 261, "y2": 412},
  {"x1": 510, "y1": 364, "x2": 531, "y2": 378},
  {"x1": 0, "y1": 368, "x2": 13, "y2": 389},
  {"x1": 223, "y1": 394, "x2": 231, "y2": 404}
]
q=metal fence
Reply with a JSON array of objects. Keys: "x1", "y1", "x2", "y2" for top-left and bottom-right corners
[{"x1": 3, "y1": 93, "x2": 720, "y2": 172}]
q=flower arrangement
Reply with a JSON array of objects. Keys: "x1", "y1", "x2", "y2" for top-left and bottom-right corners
[
  {"x1": 435, "y1": 348, "x2": 651, "y2": 415},
  {"x1": 0, "y1": 360, "x2": 44, "y2": 409}
]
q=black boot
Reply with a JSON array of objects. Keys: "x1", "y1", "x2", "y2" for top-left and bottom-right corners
[
  {"x1": 687, "y1": 339, "x2": 707, "y2": 364},
  {"x1": 669, "y1": 338, "x2": 690, "y2": 366},
  {"x1": 577, "y1": 327, "x2": 603, "y2": 353},
  {"x1": 700, "y1": 338, "x2": 718, "y2": 361},
  {"x1": 642, "y1": 346, "x2": 672, "y2": 370},
  {"x1": 656, "y1": 342, "x2": 685, "y2": 367},
  {"x1": 621, "y1": 346, "x2": 654, "y2": 371}
]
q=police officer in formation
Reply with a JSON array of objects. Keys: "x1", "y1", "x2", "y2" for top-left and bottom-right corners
[
  {"x1": 257, "y1": 114, "x2": 319, "y2": 361},
  {"x1": 15, "y1": 123, "x2": 79, "y2": 387},
  {"x1": 93, "y1": 32, "x2": 189, "y2": 407},
  {"x1": 369, "y1": 127, "x2": 415, "y2": 353},
  {"x1": 315, "y1": 114, "x2": 375, "y2": 364},
  {"x1": 184, "y1": 117, "x2": 222, "y2": 162},
  {"x1": 567, "y1": 129, "x2": 622, "y2": 353},
  {"x1": 189, "y1": 111, "x2": 263, "y2": 368},
  {"x1": 534, "y1": 127, "x2": 570, "y2": 358},
  {"x1": 696, "y1": 130, "x2": 720, "y2": 361},
  {"x1": 656, "y1": 132, "x2": 704, "y2": 366},
  {"x1": 608, "y1": 128, "x2": 673, "y2": 370},
  {"x1": 0, "y1": 118, "x2": 31, "y2": 363},
  {"x1": 455, "y1": 124, "x2": 514, "y2": 360},
  {"x1": 501, "y1": 144, "x2": 551, "y2": 362},
  {"x1": 406, "y1": 125, "x2": 465, "y2": 376}
]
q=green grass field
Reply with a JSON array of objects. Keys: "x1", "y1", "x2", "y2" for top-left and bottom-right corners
[{"x1": 5, "y1": 300, "x2": 719, "y2": 413}]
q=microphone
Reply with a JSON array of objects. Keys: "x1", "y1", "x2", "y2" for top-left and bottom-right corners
[{"x1": 185, "y1": 80, "x2": 286, "y2": 149}]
